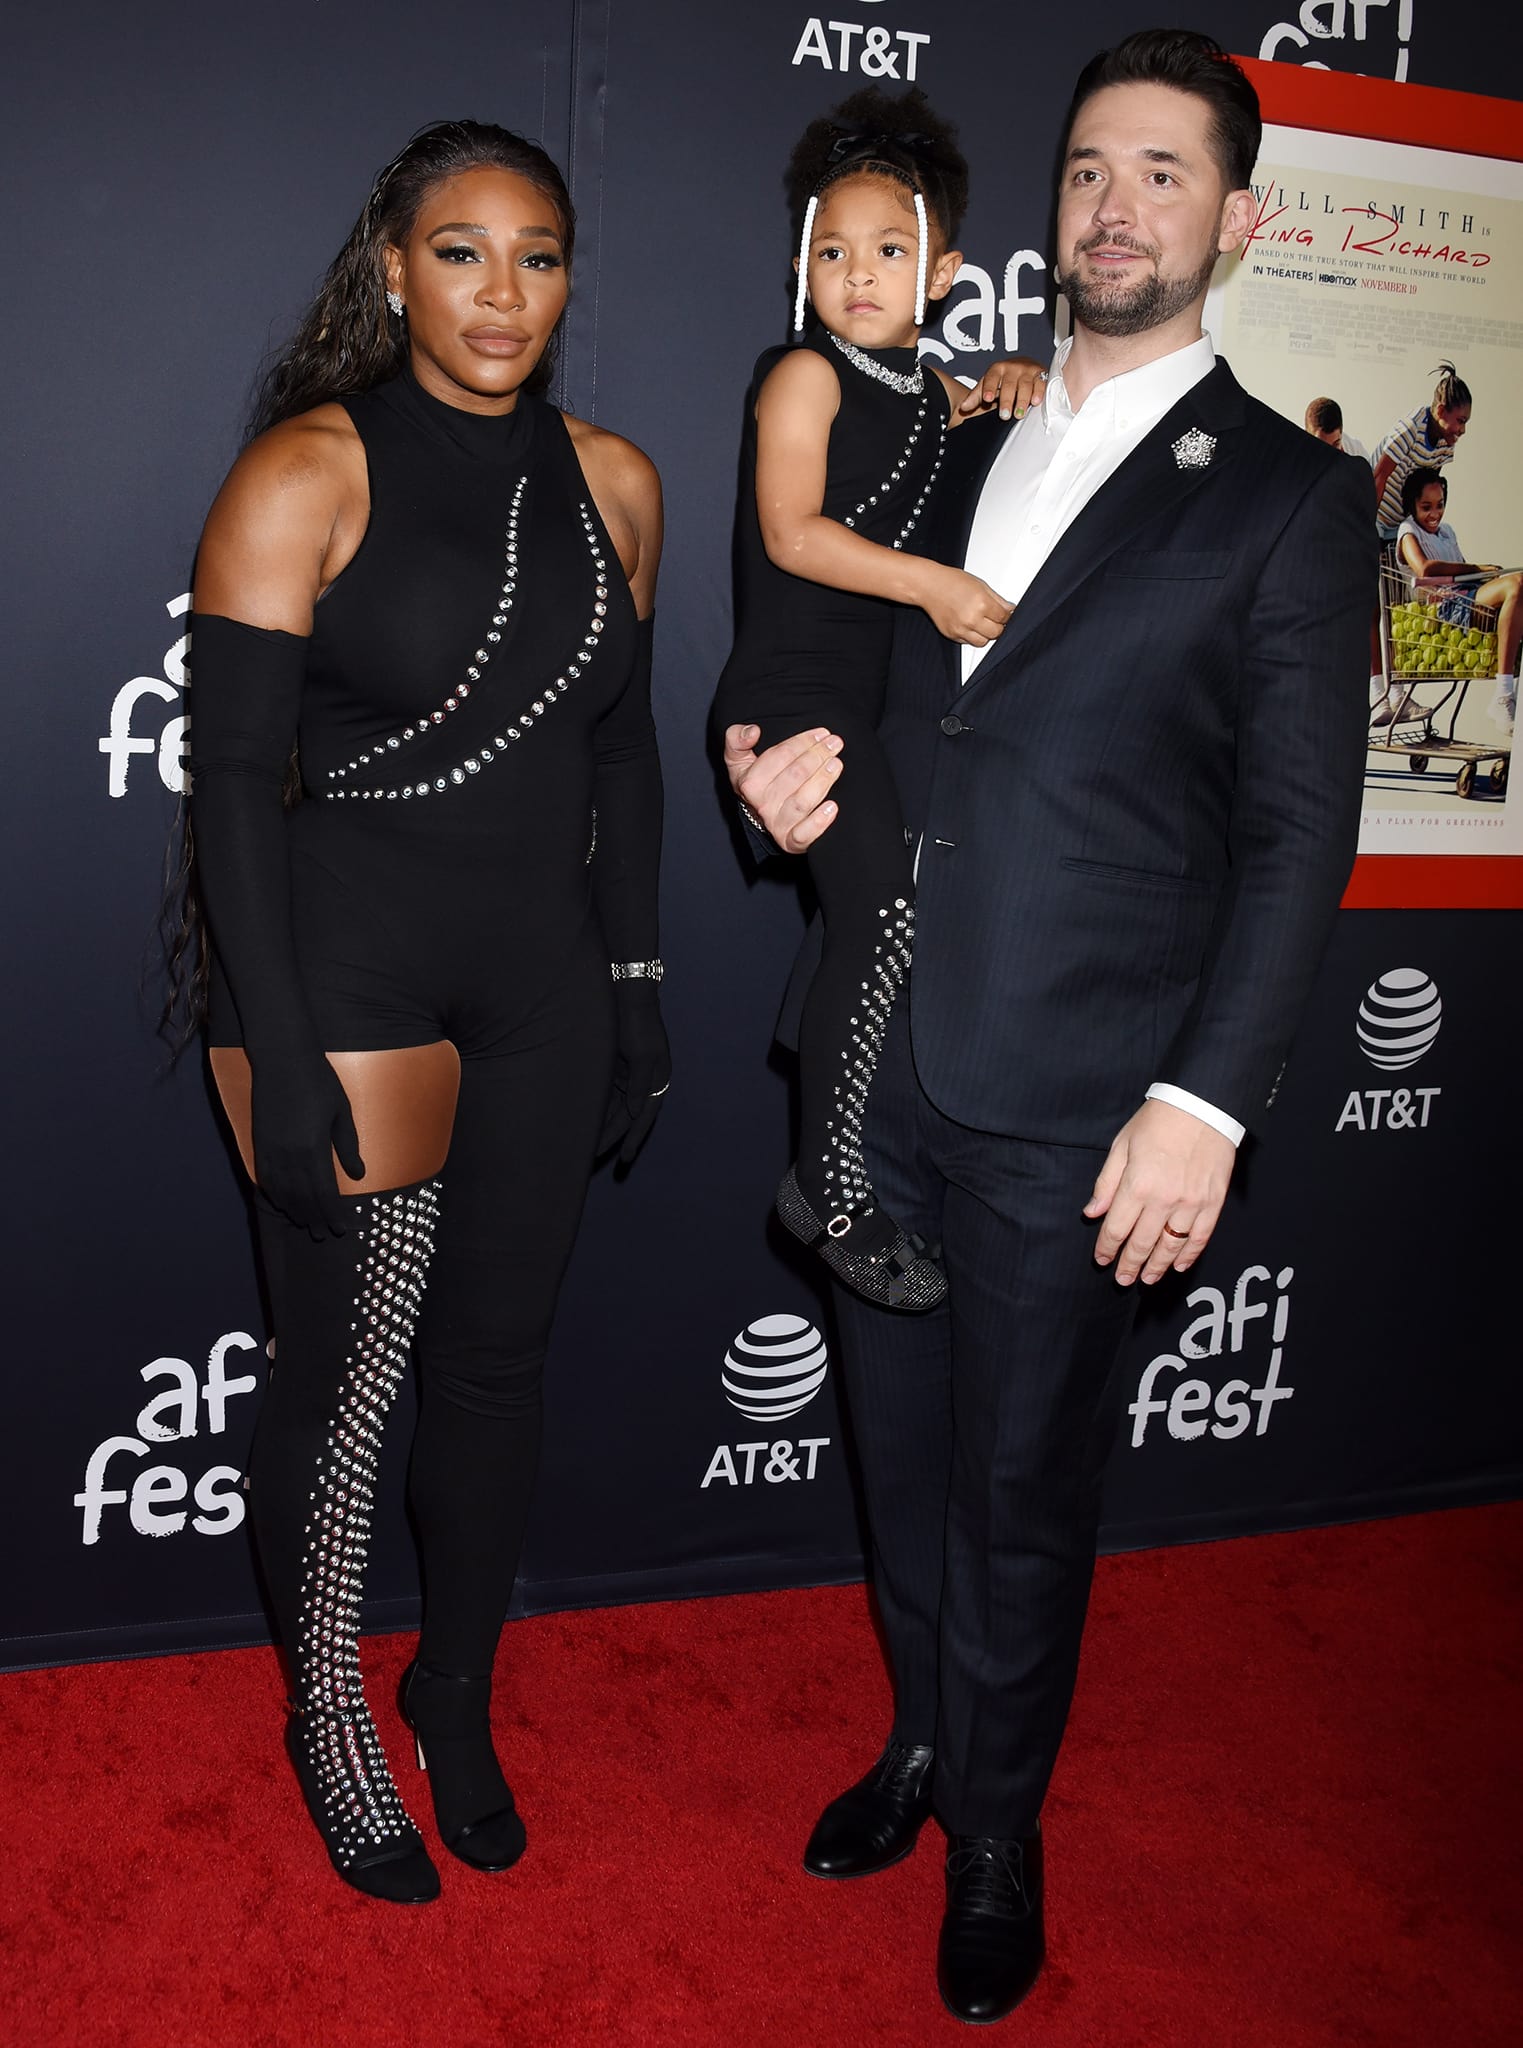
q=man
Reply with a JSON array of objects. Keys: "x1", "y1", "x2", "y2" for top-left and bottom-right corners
[
  {"x1": 1305, "y1": 394, "x2": 1370, "y2": 461},
  {"x1": 724, "y1": 30, "x2": 1371, "y2": 2027}
]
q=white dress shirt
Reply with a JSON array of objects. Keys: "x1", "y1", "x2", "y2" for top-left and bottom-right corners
[{"x1": 959, "y1": 331, "x2": 1244, "y2": 1147}]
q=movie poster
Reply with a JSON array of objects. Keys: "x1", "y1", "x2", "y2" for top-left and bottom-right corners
[{"x1": 1205, "y1": 125, "x2": 1523, "y2": 861}]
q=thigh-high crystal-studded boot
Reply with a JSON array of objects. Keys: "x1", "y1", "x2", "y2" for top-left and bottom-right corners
[{"x1": 251, "y1": 1179, "x2": 444, "y2": 1903}]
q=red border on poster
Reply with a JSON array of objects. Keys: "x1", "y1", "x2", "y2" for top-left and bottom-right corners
[{"x1": 1235, "y1": 57, "x2": 1522, "y2": 909}]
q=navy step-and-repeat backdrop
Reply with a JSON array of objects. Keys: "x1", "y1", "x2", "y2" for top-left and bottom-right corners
[{"x1": 5, "y1": 2, "x2": 1521, "y2": 1669}]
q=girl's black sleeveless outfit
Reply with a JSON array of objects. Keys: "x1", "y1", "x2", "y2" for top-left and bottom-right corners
[
  {"x1": 715, "y1": 328, "x2": 948, "y2": 729},
  {"x1": 713, "y1": 331, "x2": 948, "y2": 1248}
]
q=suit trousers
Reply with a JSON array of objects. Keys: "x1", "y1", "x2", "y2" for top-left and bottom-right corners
[{"x1": 831, "y1": 1004, "x2": 1142, "y2": 1837}]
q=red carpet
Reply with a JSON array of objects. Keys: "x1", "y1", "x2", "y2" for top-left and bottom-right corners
[{"x1": 3, "y1": 1506, "x2": 1520, "y2": 2046}]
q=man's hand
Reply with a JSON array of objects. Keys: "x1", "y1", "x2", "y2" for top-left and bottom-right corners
[
  {"x1": 1084, "y1": 1099, "x2": 1236, "y2": 1286},
  {"x1": 722, "y1": 723, "x2": 843, "y2": 856}
]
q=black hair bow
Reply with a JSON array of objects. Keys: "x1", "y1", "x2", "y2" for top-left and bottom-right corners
[{"x1": 826, "y1": 127, "x2": 937, "y2": 165}]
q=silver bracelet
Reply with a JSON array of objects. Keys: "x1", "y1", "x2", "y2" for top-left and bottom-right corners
[{"x1": 611, "y1": 959, "x2": 664, "y2": 983}]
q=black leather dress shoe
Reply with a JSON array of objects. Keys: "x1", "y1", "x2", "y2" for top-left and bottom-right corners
[
  {"x1": 803, "y1": 1740, "x2": 935, "y2": 1878},
  {"x1": 936, "y1": 1830, "x2": 1044, "y2": 2024}
]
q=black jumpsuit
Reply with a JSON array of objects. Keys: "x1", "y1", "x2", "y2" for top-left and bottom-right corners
[
  {"x1": 713, "y1": 330, "x2": 947, "y2": 1266},
  {"x1": 191, "y1": 366, "x2": 660, "y2": 1876}
]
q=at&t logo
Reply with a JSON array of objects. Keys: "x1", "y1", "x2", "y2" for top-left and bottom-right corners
[
  {"x1": 100, "y1": 592, "x2": 191, "y2": 797},
  {"x1": 1336, "y1": 967, "x2": 1442, "y2": 1131},
  {"x1": 791, "y1": 11, "x2": 930, "y2": 82},
  {"x1": 702, "y1": 1314, "x2": 832, "y2": 1490},
  {"x1": 1128, "y1": 1263, "x2": 1295, "y2": 1447},
  {"x1": 75, "y1": 1332, "x2": 262, "y2": 1544}
]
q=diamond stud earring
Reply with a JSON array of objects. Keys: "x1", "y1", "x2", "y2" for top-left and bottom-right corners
[{"x1": 386, "y1": 289, "x2": 405, "y2": 317}]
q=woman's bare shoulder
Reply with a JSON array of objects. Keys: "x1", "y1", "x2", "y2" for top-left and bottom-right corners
[
  {"x1": 562, "y1": 413, "x2": 661, "y2": 514},
  {"x1": 222, "y1": 403, "x2": 365, "y2": 508}
]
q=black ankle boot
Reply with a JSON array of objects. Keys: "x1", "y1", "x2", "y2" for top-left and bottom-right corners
[
  {"x1": 285, "y1": 1704, "x2": 440, "y2": 1904},
  {"x1": 399, "y1": 1660, "x2": 527, "y2": 1872}
]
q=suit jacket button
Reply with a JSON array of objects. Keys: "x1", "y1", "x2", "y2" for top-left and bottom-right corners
[{"x1": 940, "y1": 714, "x2": 966, "y2": 737}]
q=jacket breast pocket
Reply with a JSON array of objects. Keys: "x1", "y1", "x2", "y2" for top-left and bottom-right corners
[
  {"x1": 1110, "y1": 549, "x2": 1232, "y2": 580},
  {"x1": 1060, "y1": 857, "x2": 1212, "y2": 895}
]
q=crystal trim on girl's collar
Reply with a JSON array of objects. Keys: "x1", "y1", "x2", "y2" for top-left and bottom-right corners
[{"x1": 826, "y1": 331, "x2": 925, "y2": 397}]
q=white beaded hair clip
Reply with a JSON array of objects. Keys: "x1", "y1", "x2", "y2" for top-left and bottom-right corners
[
  {"x1": 794, "y1": 181, "x2": 929, "y2": 332},
  {"x1": 913, "y1": 190, "x2": 928, "y2": 327},
  {"x1": 793, "y1": 193, "x2": 818, "y2": 334}
]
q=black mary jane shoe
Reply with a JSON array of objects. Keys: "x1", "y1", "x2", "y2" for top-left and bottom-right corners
[
  {"x1": 775, "y1": 1167, "x2": 946, "y2": 1311},
  {"x1": 803, "y1": 1740, "x2": 936, "y2": 1879},
  {"x1": 284, "y1": 1707, "x2": 441, "y2": 1904},
  {"x1": 936, "y1": 1830, "x2": 1045, "y2": 2025},
  {"x1": 399, "y1": 1660, "x2": 527, "y2": 1873}
]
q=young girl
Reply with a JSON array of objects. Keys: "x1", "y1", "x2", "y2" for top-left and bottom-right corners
[
  {"x1": 714, "y1": 88, "x2": 1042, "y2": 1309},
  {"x1": 1396, "y1": 467, "x2": 1518, "y2": 734},
  {"x1": 1369, "y1": 363, "x2": 1473, "y2": 731}
]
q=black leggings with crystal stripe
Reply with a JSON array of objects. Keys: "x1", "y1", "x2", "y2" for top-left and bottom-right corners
[{"x1": 754, "y1": 707, "x2": 915, "y2": 1231}]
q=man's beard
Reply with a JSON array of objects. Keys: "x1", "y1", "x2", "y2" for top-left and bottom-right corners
[{"x1": 1056, "y1": 235, "x2": 1220, "y2": 338}]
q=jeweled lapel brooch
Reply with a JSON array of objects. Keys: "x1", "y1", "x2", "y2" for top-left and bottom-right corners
[{"x1": 1171, "y1": 428, "x2": 1217, "y2": 471}]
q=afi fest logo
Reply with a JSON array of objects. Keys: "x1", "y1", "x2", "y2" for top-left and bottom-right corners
[
  {"x1": 1258, "y1": 0, "x2": 1416, "y2": 83},
  {"x1": 101, "y1": 592, "x2": 191, "y2": 797},
  {"x1": 1335, "y1": 967, "x2": 1443, "y2": 1132},
  {"x1": 701, "y1": 1314, "x2": 832, "y2": 1490},
  {"x1": 75, "y1": 1332, "x2": 263, "y2": 1545},
  {"x1": 1129, "y1": 1263, "x2": 1295, "y2": 1448}
]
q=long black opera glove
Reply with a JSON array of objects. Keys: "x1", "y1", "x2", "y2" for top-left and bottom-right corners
[
  {"x1": 591, "y1": 613, "x2": 670, "y2": 1165},
  {"x1": 189, "y1": 614, "x2": 365, "y2": 1236}
]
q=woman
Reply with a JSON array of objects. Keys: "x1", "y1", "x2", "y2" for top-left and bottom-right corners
[{"x1": 188, "y1": 121, "x2": 667, "y2": 1903}]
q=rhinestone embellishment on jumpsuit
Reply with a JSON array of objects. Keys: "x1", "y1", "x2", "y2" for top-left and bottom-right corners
[
  {"x1": 820, "y1": 899, "x2": 915, "y2": 1227},
  {"x1": 325, "y1": 496, "x2": 611, "y2": 802}
]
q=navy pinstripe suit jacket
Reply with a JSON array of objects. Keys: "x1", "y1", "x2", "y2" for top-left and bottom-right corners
[{"x1": 784, "y1": 359, "x2": 1375, "y2": 1149}]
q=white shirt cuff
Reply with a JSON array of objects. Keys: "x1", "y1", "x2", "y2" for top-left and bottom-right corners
[{"x1": 1145, "y1": 1083, "x2": 1245, "y2": 1148}]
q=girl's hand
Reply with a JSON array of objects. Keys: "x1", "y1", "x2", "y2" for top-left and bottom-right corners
[
  {"x1": 919, "y1": 564, "x2": 1013, "y2": 646},
  {"x1": 957, "y1": 357, "x2": 1048, "y2": 423}
]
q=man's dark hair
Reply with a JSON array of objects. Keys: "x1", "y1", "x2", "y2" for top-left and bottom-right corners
[
  {"x1": 1064, "y1": 29, "x2": 1261, "y2": 193},
  {"x1": 1306, "y1": 397, "x2": 1342, "y2": 434},
  {"x1": 1402, "y1": 467, "x2": 1448, "y2": 519}
]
